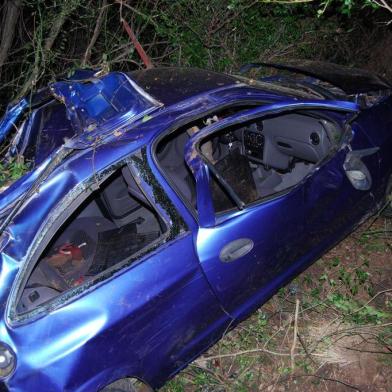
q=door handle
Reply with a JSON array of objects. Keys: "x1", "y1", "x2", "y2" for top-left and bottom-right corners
[{"x1": 219, "y1": 238, "x2": 254, "y2": 263}]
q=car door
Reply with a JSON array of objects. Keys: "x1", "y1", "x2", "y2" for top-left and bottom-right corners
[
  {"x1": 185, "y1": 100, "x2": 359, "y2": 317},
  {"x1": 2, "y1": 152, "x2": 230, "y2": 391},
  {"x1": 303, "y1": 119, "x2": 381, "y2": 255}
]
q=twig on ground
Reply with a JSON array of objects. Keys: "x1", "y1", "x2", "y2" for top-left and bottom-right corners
[
  {"x1": 260, "y1": 373, "x2": 363, "y2": 392},
  {"x1": 343, "y1": 346, "x2": 392, "y2": 355},
  {"x1": 297, "y1": 332, "x2": 317, "y2": 364},
  {"x1": 290, "y1": 298, "x2": 300, "y2": 369},
  {"x1": 349, "y1": 288, "x2": 392, "y2": 316},
  {"x1": 198, "y1": 347, "x2": 304, "y2": 361}
]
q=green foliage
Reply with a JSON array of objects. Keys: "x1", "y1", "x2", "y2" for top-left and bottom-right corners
[
  {"x1": 318, "y1": 0, "x2": 383, "y2": 16},
  {"x1": 155, "y1": 1, "x2": 326, "y2": 71},
  {"x1": 0, "y1": 157, "x2": 29, "y2": 187},
  {"x1": 327, "y1": 292, "x2": 388, "y2": 324}
]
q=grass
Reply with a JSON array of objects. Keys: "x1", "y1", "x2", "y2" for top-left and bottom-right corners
[{"x1": 161, "y1": 217, "x2": 392, "y2": 392}]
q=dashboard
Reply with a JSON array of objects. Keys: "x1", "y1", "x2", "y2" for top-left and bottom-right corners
[
  {"x1": 243, "y1": 123, "x2": 265, "y2": 161},
  {"x1": 215, "y1": 113, "x2": 337, "y2": 171}
]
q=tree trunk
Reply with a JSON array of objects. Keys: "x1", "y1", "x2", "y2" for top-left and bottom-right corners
[
  {"x1": 0, "y1": 0, "x2": 22, "y2": 71},
  {"x1": 82, "y1": 0, "x2": 108, "y2": 67}
]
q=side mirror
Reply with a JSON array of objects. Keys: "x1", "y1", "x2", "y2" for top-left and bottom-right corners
[{"x1": 343, "y1": 147, "x2": 379, "y2": 191}]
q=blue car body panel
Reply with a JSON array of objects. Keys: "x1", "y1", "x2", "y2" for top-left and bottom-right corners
[
  {"x1": 182, "y1": 100, "x2": 379, "y2": 320},
  {"x1": 4, "y1": 234, "x2": 230, "y2": 391},
  {"x1": 0, "y1": 66, "x2": 390, "y2": 391}
]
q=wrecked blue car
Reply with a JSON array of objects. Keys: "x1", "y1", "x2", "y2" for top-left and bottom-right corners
[{"x1": 0, "y1": 62, "x2": 391, "y2": 391}]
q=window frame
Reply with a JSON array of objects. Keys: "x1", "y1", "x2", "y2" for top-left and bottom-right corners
[
  {"x1": 7, "y1": 153, "x2": 174, "y2": 326},
  {"x1": 186, "y1": 106, "x2": 355, "y2": 227}
]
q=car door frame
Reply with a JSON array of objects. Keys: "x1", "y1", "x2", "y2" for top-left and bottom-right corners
[{"x1": 184, "y1": 99, "x2": 359, "y2": 227}]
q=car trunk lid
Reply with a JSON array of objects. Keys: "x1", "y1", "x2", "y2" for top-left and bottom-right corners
[{"x1": 239, "y1": 60, "x2": 391, "y2": 95}]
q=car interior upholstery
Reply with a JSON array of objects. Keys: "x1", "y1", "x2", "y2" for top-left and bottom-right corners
[
  {"x1": 18, "y1": 167, "x2": 164, "y2": 313},
  {"x1": 156, "y1": 109, "x2": 343, "y2": 213}
]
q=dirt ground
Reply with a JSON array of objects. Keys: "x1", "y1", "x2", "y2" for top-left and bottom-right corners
[{"x1": 162, "y1": 216, "x2": 392, "y2": 392}]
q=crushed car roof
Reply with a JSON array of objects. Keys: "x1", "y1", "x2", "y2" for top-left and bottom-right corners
[{"x1": 130, "y1": 67, "x2": 241, "y2": 105}]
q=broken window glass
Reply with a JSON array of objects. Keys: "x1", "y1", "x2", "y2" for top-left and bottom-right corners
[{"x1": 17, "y1": 166, "x2": 165, "y2": 314}]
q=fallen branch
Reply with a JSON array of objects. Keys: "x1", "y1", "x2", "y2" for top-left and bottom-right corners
[
  {"x1": 297, "y1": 374, "x2": 362, "y2": 391},
  {"x1": 121, "y1": 18, "x2": 153, "y2": 69},
  {"x1": 297, "y1": 332, "x2": 316, "y2": 364},
  {"x1": 343, "y1": 346, "x2": 392, "y2": 355}
]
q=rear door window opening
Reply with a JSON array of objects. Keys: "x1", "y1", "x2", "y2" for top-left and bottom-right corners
[{"x1": 16, "y1": 164, "x2": 167, "y2": 315}]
